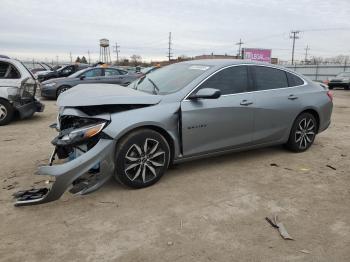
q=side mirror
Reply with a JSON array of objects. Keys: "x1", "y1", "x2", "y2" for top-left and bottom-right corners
[
  {"x1": 79, "y1": 75, "x2": 86, "y2": 80},
  {"x1": 189, "y1": 88, "x2": 221, "y2": 100}
]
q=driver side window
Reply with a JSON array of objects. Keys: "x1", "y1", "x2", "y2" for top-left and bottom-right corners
[
  {"x1": 82, "y1": 68, "x2": 103, "y2": 78},
  {"x1": 198, "y1": 66, "x2": 249, "y2": 95}
]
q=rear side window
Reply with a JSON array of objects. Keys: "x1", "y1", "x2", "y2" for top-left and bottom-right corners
[
  {"x1": 253, "y1": 66, "x2": 288, "y2": 91},
  {"x1": 286, "y1": 72, "x2": 304, "y2": 87},
  {"x1": 199, "y1": 66, "x2": 249, "y2": 95},
  {"x1": 0, "y1": 62, "x2": 20, "y2": 79}
]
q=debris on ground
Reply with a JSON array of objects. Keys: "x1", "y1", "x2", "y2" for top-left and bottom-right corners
[
  {"x1": 326, "y1": 164, "x2": 337, "y2": 170},
  {"x1": 299, "y1": 249, "x2": 311, "y2": 254},
  {"x1": 265, "y1": 215, "x2": 294, "y2": 240},
  {"x1": 270, "y1": 163, "x2": 279, "y2": 167},
  {"x1": 167, "y1": 241, "x2": 174, "y2": 246},
  {"x1": 300, "y1": 168, "x2": 310, "y2": 171}
]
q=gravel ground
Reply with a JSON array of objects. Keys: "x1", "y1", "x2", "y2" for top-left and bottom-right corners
[{"x1": 0, "y1": 91, "x2": 349, "y2": 262}]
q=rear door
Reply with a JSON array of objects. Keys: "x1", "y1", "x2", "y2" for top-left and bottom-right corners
[
  {"x1": 250, "y1": 65, "x2": 304, "y2": 144},
  {"x1": 181, "y1": 65, "x2": 255, "y2": 156}
]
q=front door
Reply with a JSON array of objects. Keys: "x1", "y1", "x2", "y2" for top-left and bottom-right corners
[{"x1": 181, "y1": 65, "x2": 255, "y2": 157}]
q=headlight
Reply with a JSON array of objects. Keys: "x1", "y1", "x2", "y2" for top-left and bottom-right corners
[
  {"x1": 61, "y1": 122, "x2": 106, "y2": 143},
  {"x1": 44, "y1": 82, "x2": 56, "y2": 87}
]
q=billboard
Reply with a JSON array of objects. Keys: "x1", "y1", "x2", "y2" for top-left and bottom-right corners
[{"x1": 243, "y1": 48, "x2": 272, "y2": 63}]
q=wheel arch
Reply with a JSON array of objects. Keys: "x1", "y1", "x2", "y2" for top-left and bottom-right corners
[
  {"x1": 296, "y1": 108, "x2": 320, "y2": 133},
  {"x1": 115, "y1": 124, "x2": 177, "y2": 165}
]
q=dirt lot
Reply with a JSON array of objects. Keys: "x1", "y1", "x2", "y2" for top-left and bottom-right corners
[{"x1": 0, "y1": 91, "x2": 349, "y2": 262}]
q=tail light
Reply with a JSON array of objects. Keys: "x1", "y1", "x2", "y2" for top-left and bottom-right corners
[{"x1": 327, "y1": 91, "x2": 333, "y2": 102}]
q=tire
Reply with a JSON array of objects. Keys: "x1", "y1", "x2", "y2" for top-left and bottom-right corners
[
  {"x1": 0, "y1": 99, "x2": 14, "y2": 126},
  {"x1": 56, "y1": 86, "x2": 70, "y2": 98},
  {"x1": 285, "y1": 112, "x2": 317, "y2": 152},
  {"x1": 114, "y1": 128, "x2": 170, "y2": 188},
  {"x1": 328, "y1": 86, "x2": 333, "y2": 90},
  {"x1": 345, "y1": 84, "x2": 350, "y2": 90}
]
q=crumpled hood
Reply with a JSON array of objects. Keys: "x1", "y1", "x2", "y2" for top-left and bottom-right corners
[{"x1": 57, "y1": 83, "x2": 162, "y2": 107}]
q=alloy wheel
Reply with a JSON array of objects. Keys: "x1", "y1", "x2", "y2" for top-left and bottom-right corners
[
  {"x1": 124, "y1": 138, "x2": 166, "y2": 183},
  {"x1": 0, "y1": 104, "x2": 7, "y2": 120},
  {"x1": 295, "y1": 118, "x2": 316, "y2": 150}
]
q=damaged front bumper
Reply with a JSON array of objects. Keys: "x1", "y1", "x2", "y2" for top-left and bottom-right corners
[{"x1": 14, "y1": 138, "x2": 116, "y2": 206}]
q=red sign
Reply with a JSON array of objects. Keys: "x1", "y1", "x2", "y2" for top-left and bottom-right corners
[{"x1": 243, "y1": 48, "x2": 272, "y2": 63}]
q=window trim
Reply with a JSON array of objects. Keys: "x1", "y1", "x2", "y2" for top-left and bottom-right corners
[{"x1": 183, "y1": 64, "x2": 307, "y2": 101}]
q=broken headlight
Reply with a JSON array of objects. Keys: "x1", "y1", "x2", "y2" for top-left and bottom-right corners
[{"x1": 61, "y1": 122, "x2": 106, "y2": 143}]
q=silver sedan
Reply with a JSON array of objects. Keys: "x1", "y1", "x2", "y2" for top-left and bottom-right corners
[{"x1": 14, "y1": 59, "x2": 333, "y2": 206}]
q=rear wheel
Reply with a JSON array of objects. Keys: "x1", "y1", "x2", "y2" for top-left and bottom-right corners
[
  {"x1": 285, "y1": 112, "x2": 317, "y2": 152},
  {"x1": 56, "y1": 85, "x2": 70, "y2": 98},
  {"x1": 0, "y1": 99, "x2": 14, "y2": 126},
  {"x1": 345, "y1": 84, "x2": 350, "y2": 90},
  {"x1": 114, "y1": 129, "x2": 170, "y2": 188}
]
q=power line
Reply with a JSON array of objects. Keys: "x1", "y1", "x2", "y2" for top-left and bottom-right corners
[
  {"x1": 167, "y1": 32, "x2": 173, "y2": 61},
  {"x1": 290, "y1": 30, "x2": 300, "y2": 65},
  {"x1": 236, "y1": 38, "x2": 244, "y2": 58}
]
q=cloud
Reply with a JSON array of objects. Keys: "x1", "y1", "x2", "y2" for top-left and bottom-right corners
[{"x1": 0, "y1": 0, "x2": 349, "y2": 62}]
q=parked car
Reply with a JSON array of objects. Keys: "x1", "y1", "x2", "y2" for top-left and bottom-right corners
[
  {"x1": 37, "y1": 64, "x2": 89, "y2": 82},
  {"x1": 328, "y1": 72, "x2": 350, "y2": 90},
  {"x1": 0, "y1": 57, "x2": 44, "y2": 125},
  {"x1": 14, "y1": 60, "x2": 333, "y2": 206},
  {"x1": 23, "y1": 61, "x2": 53, "y2": 74},
  {"x1": 41, "y1": 66, "x2": 140, "y2": 99}
]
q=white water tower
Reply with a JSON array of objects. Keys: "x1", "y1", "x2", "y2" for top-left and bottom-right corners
[{"x1": 99, "y1": 38, "x2": 111, "y2": 64}]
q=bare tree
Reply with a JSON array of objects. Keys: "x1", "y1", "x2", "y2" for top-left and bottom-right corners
[{"x1": 130, "y1": 55, "x2": 142, "y2": 66}]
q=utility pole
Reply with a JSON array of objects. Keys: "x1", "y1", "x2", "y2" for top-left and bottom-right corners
[
  {"x1": 290, "y1": 30, "x2": 300, "y2": 65},
  {"x1": 236, "y1": 38, "x2": 244, "y2": 59},
  {"x1": 113, "y1": 42, "x2": 120, "y2": 64},
  {"x1": 167, "y1": 32, "x2": 173, "y2": 61},
  {"x1": 304, "y1": 45, "x2": 310, "y2": 63},
  {"x1": 69, "y1": 52, "x2": 72, "y2": 64},
  {"x1": 87, "y1": 50, "x2": 91, "y2": 65}
]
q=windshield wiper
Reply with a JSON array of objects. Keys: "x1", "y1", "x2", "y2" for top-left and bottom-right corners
[{"x1": 148, "y1": 78, "x2": 159, "y2": 94}]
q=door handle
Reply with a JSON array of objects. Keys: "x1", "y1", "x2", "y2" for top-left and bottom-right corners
[
  {"x1": 240, "y1": 100, "x2": 253, "y2": 106},
  {"x1": 288, "y1": 94, "x2": 298, "y2": 100}
]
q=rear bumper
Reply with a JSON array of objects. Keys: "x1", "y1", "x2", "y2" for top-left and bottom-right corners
[
  {"x1": 14, "y1": 99, "x2": 45, "y2": 119},
  {"x1": 14, "y1": 138, "x2": 116, "y2": 206}
]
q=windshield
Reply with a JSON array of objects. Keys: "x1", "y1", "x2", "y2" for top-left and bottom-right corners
[
  {"x1": 130, "y1": 63, "x2": 211, "y2": 95},
  {"x1": 336, "y1": 72, "x2": 350, "y2": 78}
]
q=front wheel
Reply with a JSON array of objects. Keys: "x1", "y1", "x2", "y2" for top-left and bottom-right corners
[
  {"x1": 114, "y1": 129, "x2": 170, "y2": 188},
  {"x1": 285, "y1": 113, "x2": 317, "y2": 152},
  {"x1": 56, "y1": 86, "x2": 70, "y2": 98}
]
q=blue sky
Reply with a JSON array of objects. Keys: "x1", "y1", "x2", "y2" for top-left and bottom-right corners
[{"x1": 1, "y1": 0, "x2": 350, "y2": 62}]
